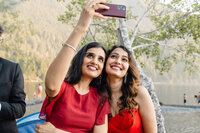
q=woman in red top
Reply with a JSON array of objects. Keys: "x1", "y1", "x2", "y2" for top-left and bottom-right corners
[
  {"x1": 101, "y1": 46, "x2": 157, "y2": 133},
  {"x1": 35, "y1": 0, "x2": 110, "y2": 133}
]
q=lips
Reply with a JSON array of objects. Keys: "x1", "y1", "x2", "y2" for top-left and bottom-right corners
[
  {"x1": 87, "y1": 65, "x2": 98, "y2": 71},
  {"x1": 110, "y1": 65, "x2": 122, "y2": 70}
]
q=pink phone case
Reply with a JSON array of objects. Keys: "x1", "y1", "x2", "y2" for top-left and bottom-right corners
[{"x1": 95, "y1": 3, "x2": 126, "y2": 18}]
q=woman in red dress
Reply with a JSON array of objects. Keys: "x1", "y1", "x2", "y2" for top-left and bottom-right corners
[
  {"x1": 35, "y1": 0, "x2": 110, "y2": 133},
  {"x1": 102, "y1": 46, "x2": 157, "y2": 133}
]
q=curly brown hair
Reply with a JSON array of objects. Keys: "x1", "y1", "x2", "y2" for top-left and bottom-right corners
[{"x1": 101, "y1": 45, "x2": 141, "y2": 115}]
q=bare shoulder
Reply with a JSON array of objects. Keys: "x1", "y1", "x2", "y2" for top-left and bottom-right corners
[
  {"x1": 137, "y1": 86, "x2": 150, "y2": 98},
  {"x1": 135, "y1": 86, "x2": 152, "y2": 105},
  {"x1": 135, "y1": 86, "x2": 157, "y2": 133}
]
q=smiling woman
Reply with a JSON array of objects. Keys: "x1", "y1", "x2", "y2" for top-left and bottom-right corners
[
  {"x1": 105, "y1": 48, "x2": 129, "y2": 79},
  {"x1": 80, "y1": 47, "x2": 105, "y2": 82},
  {"x1": 38, "y1": 42, "x2": 110, "y2": 133},
  {"x1": 102, "y1": 45, "x2": 157, "y2": 133},
  {"x1": 35, "y1": 0, "x2": 111, "y2": 133}
]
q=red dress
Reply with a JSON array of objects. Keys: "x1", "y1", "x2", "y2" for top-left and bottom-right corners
[
  {"x1": 39, "y1": 81, "x2": 110, "y2": 133},
  {"x1": 108, "y1": 109, "x2": 143, "y2": 133}
]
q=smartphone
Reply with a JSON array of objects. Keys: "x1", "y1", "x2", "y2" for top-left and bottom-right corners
[{"x1": 95, "y1": 3, "x2": 126, "y2": 18}]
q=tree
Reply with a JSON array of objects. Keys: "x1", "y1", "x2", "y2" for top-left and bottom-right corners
[
  {"x1": 57, "y1": 0, "x2": 200, "y2": 132},
  {"x1": 0, "y1": 0, "x2": 50, "y2": 81}
]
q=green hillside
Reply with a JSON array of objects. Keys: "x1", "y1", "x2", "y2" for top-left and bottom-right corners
[{"x1": 0, "y1": 0, "x2": 71, "y2": 81}]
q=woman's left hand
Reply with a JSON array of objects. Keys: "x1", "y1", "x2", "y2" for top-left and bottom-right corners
[{"x1": 35, "y1": 122, "x2": 56, "y2": 133}]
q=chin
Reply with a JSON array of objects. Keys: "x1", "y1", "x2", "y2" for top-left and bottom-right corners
[
  {"x1": 88, "y1": 74, "x2": 100, "y2": 79},
  {"x1": 108, "y1": 73, "x2": 122, "y2": 78}
]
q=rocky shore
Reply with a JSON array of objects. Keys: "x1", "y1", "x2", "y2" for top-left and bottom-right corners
[{"x1": 25, "y1": 100, "x2": 43, "y2": 116}]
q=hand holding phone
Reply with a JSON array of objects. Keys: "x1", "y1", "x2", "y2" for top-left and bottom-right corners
[{"x1": 95, "y1": 3, "x2": 126, "y2": 18}]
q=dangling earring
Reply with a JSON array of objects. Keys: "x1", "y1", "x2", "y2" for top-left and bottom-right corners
[{"x1": 124, "y1": 73, "x2": 127, "y2": 84}]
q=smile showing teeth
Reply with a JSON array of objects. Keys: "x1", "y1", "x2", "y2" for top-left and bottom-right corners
[
  {"x1": 111, "y1": 66, "x2": 121, "y2": 70},
  {"x1": 88, "y1": 65, "x2": 97, "y2": 71}
]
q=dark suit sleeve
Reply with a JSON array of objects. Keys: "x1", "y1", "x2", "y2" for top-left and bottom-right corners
[{"x1": 0, "y1": 64, "x2": 26, "y2": 120}]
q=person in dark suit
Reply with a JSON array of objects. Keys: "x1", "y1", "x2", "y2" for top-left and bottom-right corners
[{"x1": 0, "y1": 25, "x2": 26, "y2": 133}]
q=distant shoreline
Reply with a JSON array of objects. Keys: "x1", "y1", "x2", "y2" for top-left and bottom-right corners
[
  {"x1": 24, "y1": 80, "x2": 43, "y2": 82},
  {"x1": 154, "y1": 82, "x2": 200, "y2": 86},
  {"x1": 25, "y1": 101, "x2": 42, "y2": 117},
  {"x1": 162, "y1": 104, "x2": 200, "y2": 108}
]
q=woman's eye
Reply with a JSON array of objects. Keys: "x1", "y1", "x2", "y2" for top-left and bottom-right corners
[
  {"x1": 110, "y1": 55, "x2": 117, "y2": 59},
  {"x1": 122, "y1": 58, "x2": 128, "y2": 62},
  {"x1": 86, "y1": 53, "x2": 93, "y2": 58},
  {"x1": 98, "y1": 57, "x2": 104, "y2": 63}
]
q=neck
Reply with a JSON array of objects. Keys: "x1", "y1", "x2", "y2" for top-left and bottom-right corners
[
  {"x1": 107, "y1": 76, "x2": 123, "y2": 97},
  {"x1": 107, "y1": 76, "x2": 123, "y2": 117},
  {"x1": 73, "y1": 76, "x2": 92, "y2": 94}
]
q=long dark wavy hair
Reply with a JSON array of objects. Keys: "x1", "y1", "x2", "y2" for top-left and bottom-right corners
[
  {"x1": 101, "y1": 45, "x2": 141, "y2": 114},
  {"x1": 65, "y1": 42, "x2": 107, "y2": 104}
]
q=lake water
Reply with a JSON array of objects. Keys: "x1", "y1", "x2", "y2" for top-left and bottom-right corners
[
  {"x1": 154, "y1": 84, "x2": 200, "y2": 133},
  {"x1": 154, "y1": 84, "x2": 200, "y2": 105},
  {"x1": 25, "y1": 82, "x2": 200, "y2": 105},
  {"x1": 24, "y1": 82, "x2": 200, "y2": 133}
]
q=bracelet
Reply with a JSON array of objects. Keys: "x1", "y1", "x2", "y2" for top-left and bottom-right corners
[{"x1": 62, "y1": 42, "x2": 76, "y2": 52}]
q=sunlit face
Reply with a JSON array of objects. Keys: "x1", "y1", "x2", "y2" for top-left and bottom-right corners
[
  {"x1": 81, "y1": 47, "x2": 106, "y2": 79},
  {"x1": 106, "y1": 48, "x2": 129, "y2": 78}
]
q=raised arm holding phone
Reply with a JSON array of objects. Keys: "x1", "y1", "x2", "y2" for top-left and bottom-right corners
[{"x1": 35, "y1": 0, "x2": 110, "y2": 133}]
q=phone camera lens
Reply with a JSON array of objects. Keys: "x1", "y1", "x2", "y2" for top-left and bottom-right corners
[{"x1": 118, "y1": 5, "x2": 125, "y2": 10}]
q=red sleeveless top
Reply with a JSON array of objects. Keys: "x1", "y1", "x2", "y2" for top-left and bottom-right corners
[{"x1": 108, "y1": 109, "x2": 143, "y2": 133}]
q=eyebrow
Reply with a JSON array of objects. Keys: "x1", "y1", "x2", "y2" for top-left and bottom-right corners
[
  {"x1": 86, "y1": 52, "x2": 93, "y2": 54},
  {"x1": 86, "y1": 52, "x2": 105, "y2": 59},
  {"x1": 111, "y1": 52, "x2": 128, "y2": 59}
]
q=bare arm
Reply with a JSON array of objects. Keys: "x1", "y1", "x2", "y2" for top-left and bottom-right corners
[
  {"x1": 36, "y1": 115, "x2": 108, "y2": 133},
  {"x1": 93, "y1": 114, "x2": 108, "y2": 133},
  {"x1": 135, "y1": 86, "x2": 157, "y2": 133},
  {"x1": 45, "y1": 0, "x2": 109, "y2": 98},
  {"x1": 35, "y1": 122, "x2": 71, "y2": 133}
]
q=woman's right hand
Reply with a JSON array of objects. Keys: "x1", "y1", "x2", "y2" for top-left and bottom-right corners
[{"x1": 76, "y1": 0, "x2": 109, "y2": 33}]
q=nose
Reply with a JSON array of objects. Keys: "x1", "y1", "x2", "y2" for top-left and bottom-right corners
[
  {"x1": 91, "y1": 57, "x2": 98, "y2": 65},
  {"x1": 115, "y1": 58, "x2": 121, "y2": 64}
]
